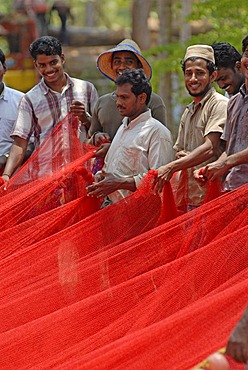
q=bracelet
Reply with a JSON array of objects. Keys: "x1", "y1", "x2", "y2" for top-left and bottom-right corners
[
  {"x1": 2, "y1": 173, "x2": 10, "y2": 178},
  {"x1": 91, "y1": 131, "x2": 100, "y2": 146}
]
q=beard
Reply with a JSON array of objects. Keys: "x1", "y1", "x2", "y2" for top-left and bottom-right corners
[{"x1": 186, "y1": 84, "x2": 212, "y2": 98}]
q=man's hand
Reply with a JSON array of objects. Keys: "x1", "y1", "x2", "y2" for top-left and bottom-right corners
[
  {"x1": 193, "y1": 167, "x2": 208, "y2": 185},
  {"x1": 1, "y1": 174, "x2": 10, "y2": 190},
  {"x1": 70, "y1": 100, "x2": 90, "y2": 127},
  {"x1": 153, "y1": 163, "x2": 175, "y2": 193},
  {"x1": 86, "y1": 173, "x2": 122, "y2": 198},
  {"x1": 201, "y1": 160, "x2": 229, "y2": 181},
  {"x1": 226, "y1": 310, "x2": 248, "y2": 363},
  {"x1": 176, "y1": 150, "x2": 190, "y2": 159},
  {"x1": 93, "y1": 132, "x2": 111, "y2": 146},
  {"x1": 95, "y1": 142, "x2": 111, "y2": 158}
]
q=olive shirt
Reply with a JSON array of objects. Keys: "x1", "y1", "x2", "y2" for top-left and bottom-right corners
[
  {"x1": 174, "y1": 87, "x2": 228, "y2": 207},
  {"x1": 89, "y1": 91, "x2": 167, "y2": 141}
]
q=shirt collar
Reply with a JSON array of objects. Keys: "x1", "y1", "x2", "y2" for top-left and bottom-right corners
[
  {"x1": 40, "y1": 73, "x2": 73, "y2": 94},
  {"x1": 187, "y1": 86, "x2": 215, "y2": 112},
  {"x1": 239, "y1": 83, "x2": 247, "y2": 97},
  {"x1": 122, "y1": 109, "x2": 151, "y2": 129}
]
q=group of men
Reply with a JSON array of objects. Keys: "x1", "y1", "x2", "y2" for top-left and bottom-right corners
[{"x1": 0, "y1": 33, "x2": 248, "y2": 364}]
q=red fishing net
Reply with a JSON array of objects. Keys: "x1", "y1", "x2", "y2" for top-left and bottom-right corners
[{"x1": 0, "y1": 113, "x2": 247, "y2": 370}]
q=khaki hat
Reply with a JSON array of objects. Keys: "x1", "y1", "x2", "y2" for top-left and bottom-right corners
[
  {"x1": 184, "y1": 44, "x2": 215, "y2": 64},
  {"x1": 96, "y1": 39, "x2": 152, "y2": 81}
]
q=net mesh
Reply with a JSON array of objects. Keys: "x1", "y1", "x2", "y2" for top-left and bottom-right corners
[{"x1": 0, "y1": 113, "x2": 247, "y2": 370}]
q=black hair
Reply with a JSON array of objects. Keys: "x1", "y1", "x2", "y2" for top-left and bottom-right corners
[
  {"x1": 181, "y1": 57, "x2": 216, "y2": 75},
  {"x1": 242, "y1": 35, "x2": 248, "y2": 53},
  {"x1": 0, "y1": 49, "x2": 6, "y2": 68},
  {"x1": 212, "y1": 42, "x2": 241, "y2": 70},
  {"x1": 29, "y1": 36, "x2": 62, "y2": 60},
  {"x1": 115, "y1": 68, "x2": 151, "y2": 104}
]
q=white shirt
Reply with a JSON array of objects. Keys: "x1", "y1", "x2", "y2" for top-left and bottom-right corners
[
  {"x1": 0, "y1": 84, "x2": 24, "y2": 155},
  {"x1": 104, "y1": 109, "x2": 173, "y2": 203}
]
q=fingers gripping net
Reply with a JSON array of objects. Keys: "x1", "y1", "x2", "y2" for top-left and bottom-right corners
[{"x1": 0, "y1": 114, "x2": 247, "y2": 369}]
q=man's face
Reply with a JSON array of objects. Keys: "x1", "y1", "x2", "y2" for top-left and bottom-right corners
[
  {"x1": 112, "y1": 51, "x2": 140, "y2": 79},
  {"x1": 215, "y1": 66, "x2": 243, "y2": 96},
  {"x1": 34, "y1": 53, "x2": 65, "y2": 86},
  {"x1": 184, "y1": 59, "x2": 216, "y2": 101},
  {"x1": 114, "y1": 82, "x2": 145, "y2": 121}
]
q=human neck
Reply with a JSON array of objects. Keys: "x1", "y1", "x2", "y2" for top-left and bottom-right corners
[{"x1": 128, "y1": 107, "x2": 148, "y2": 123}]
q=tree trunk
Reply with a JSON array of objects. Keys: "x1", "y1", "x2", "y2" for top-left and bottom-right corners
[
  {"x1": 157, "y1": 0, "x2": 176, "y2": 138},
  {"x1": 180, "y1": 0, "x2": 191, "y2": 42},
  {"x1": 85, "y1": 0, "x2": 96, "y2": 27},
  {"x1": 131, "y1": 0, "x2": 153, "y2": 50}
]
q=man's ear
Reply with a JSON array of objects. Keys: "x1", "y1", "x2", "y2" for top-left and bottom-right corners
[
  {"x1": 210, "y1": 70, "x2": 217, "y2": 83},
  {"x1": 234, "y1": 60, "x2": 241, "y2": 72},
  {"x1": 139, "y1": 92, "x2": 147, "y2": 104},
  {"x1": 61, "y1": 53, "x2": 65, "y2": 64}
]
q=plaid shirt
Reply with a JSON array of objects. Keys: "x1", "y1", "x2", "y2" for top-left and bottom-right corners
[{"x1": 11, "y1": 73, "x2": 98, "y2": 148}]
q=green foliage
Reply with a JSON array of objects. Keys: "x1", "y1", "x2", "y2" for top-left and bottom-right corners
[
  {"x1": 0, "y1": 0, "x2": 12, "y2": 15},
  {"x1": 144, "y1": 0, "x2": 248, "y2": 108}
]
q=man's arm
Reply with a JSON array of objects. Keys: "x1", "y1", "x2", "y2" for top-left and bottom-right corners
[
  {"x1": 2, "y1": 136, "x2": 28, "y2": 183},
  {"x1": 154, "y1": 132, "x2": 222, "y2": 192},
  {"x1": 194, "y1": 147, "x2": 248, "y2": 183},
  {"x1": 86, "y1": 173, "x2": 136, "y2": 198},
  {"x1": 226, "y1": 306, "x2": 248, "y2": 363}
]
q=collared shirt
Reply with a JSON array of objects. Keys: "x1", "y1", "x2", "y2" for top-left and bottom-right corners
[
  {"x1": 221, "y1": 84, "x2": 248, "y2": 190},
  {"x1": 174, "y1": 87, "x2": 228, "y2": 207},
  {"x1": 103, "y1": 109, "x2": 173, "y2": 203},
  {"x1": 11, "y1": 73, "x2": 99, "y2": 148},
  {"x1": 0, "y1": 84, "x2": 24, "y2": 155},
  {"x1": 89, "y1": 91, "x2": 168, "y2": 141}
]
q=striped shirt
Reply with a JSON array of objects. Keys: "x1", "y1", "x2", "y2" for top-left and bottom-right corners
[{"x1": 11, "y1": 73, "x2": 99, "y2": 148}]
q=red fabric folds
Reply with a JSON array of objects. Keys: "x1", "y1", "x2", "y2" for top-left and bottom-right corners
[{"x1": 0, "y1": 113, "x2": 247, "y2": 369}]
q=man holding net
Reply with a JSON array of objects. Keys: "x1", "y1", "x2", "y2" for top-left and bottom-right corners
[
  {"x1": 86, "y1": 68, "x2": 173, "y2": 205},
  {"x1": 194, "y1": 36, "x2": 248, "y2": 191},
  {"x1": 1, "y1": 35, "x2": 98, "y2": 185},
  {"x1": 153, "y1": 44, "x2": 228, "y2": 211}
]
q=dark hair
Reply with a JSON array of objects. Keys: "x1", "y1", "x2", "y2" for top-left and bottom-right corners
[
  {"x1": 181, "y1": 57, "x2": 216, "y2": 75},
  {"x1": 0, "y1": 49, "x2": 6, "y2": 68},
  {"x1": 29, "y1": 36, "x2": 62, "y2": 60},
  {"x1": 115, "y1": 68, "x2": 151, "y2": 104},
  {"x1": 212, "y1": 42, "x2": 241, "y2": 70},
  {"x1": 242, "y1": 35, "x2": 248, "y2": 53}
]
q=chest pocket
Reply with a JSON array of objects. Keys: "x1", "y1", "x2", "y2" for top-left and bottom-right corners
[{"x1": 117, "y1": 146, "x2": 141, "y2": 174}]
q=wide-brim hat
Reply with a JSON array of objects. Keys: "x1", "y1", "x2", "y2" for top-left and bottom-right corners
[{"x1": 97, "y1": 39, "x2": 152, "y2": 81}]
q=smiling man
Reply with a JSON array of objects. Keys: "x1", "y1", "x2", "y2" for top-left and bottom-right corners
[
  {"x1": 88, "y1": 39, "x2": 168, "y2": 158},
  {"x1": 153, "y1": 45, "x2": 228, "y2": 211},
  {"x1": 2, "y1": 36, "x2": 98, "y2": 183},
  {"x1": 195, "y1": 36, "x2": 248, "y2": 191},
  {"x1": 212, "y1": 42, "x2": 244, "y2": 98},
  {"x1": 87, "y1": 69, "x2": 173, "y2": 205}
]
